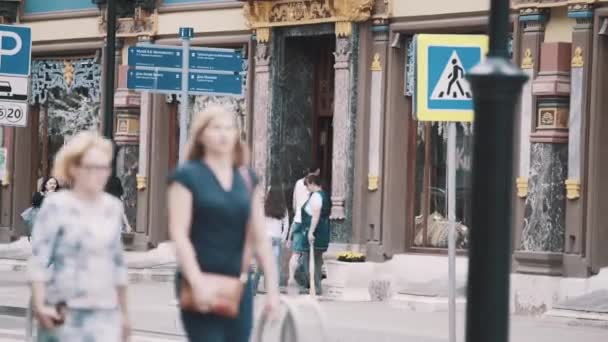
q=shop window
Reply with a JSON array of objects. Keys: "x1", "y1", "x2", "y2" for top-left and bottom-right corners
[{"x1": 413, "y1": 122, "x2": 473, "y2": 250}]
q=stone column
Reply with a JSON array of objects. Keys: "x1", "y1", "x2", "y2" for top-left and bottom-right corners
[
  {"x1": 563, "y1": 4, "x2": 594, "y2": 276},
  {"x1": 134, "y1": 35, "x2": 154, "y2": 251},
  {"x1": 330, "y1": 32, "x2": 353, "y2": 221},
  {"x1": 365, "y1": 21, "x2": 389, "y2": 259},
  {"x1": 515, "y1": 8, "x2": 547, "y2": 199},
  {"x1": 114, "y1": 64, "x2": 141, "y2": 249},
  {"x1": 515, "y1": 42, "x2": 571, "y2": 275},
  {"x1": 251, "y1": 28, "x2": 272, "y2": 190}
]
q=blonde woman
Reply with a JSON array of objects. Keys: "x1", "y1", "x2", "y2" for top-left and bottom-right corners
[
  {"x1": 28, "y1": 132, "x2": 130, "y2": 342},
  {"x1": 168, "y1": 106, "x2": 279, "y2": 342}
]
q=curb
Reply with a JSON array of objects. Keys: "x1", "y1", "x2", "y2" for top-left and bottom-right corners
[
  {"x1": 0, "y1": 259, "x2": 177, "y2": 283},
  {"x1": 0, "y1": 305, "x2": 26, "y2": 317}
]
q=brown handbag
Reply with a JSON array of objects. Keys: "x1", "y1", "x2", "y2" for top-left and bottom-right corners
[{"x1": 179, "y1": 167, "x2": 255, "y2": 318}]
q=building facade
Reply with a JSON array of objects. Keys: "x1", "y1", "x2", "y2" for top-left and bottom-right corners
[{"x1": 0, "y1": 0, "x2": 606, "y2": 298}]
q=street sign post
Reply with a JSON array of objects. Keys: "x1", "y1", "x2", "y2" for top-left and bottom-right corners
[
  {"x1": 0, "y1": 24, "x2": 32, "y2": 128},
  {"x1": 126, "y1": 28, "x2": 244, "y2": 163},
  {"x1": 414, "y1": 34, "x2": 488, "y2": 342}
]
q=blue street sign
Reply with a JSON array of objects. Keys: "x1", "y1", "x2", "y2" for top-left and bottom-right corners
[
  {"x1": 189, "y1": 48, "x2": 243, "y2": 72},
  {"x1": 127, "y1": 69, "x2": 182, "y2": 94},
  {"x1": 128, "y1": 46, "x2": 182, "y2": 69},
  {"x1": 188, "y1": 72, "x2": 242, "y2": 96},
  {"x1": 0, "y1": 25, "x2": 32, "y2": 77},
  {"x1": 415, "y1": 34, "x2": 488, "y2": 122}
]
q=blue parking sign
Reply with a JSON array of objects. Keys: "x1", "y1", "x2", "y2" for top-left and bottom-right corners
[{"x1": 0, "y1": 25, "x2": 32, "y2": 77}]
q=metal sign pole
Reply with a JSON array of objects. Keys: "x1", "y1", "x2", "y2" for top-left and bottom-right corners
[
  {"x1": 178, "y1": 27, "x2": 193, "y2": 164},
  {"x1": 447, "y1": 122, "x2": 457, "y2": 342}
]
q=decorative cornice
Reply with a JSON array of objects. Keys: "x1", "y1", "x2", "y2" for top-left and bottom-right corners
[
  {"x1": 519, "y1": 7, "x2": 549, "y2": 23},
  {"x1": 513, "y1": 0, "x2": 598, "y2": 10},
  {"x1": 243, "y1": 0, "x2": 373, "y2": 29}
]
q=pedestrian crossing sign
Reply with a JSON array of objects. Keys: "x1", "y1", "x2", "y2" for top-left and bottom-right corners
[{"x1": 415, "y1": 34, "x2": 488, "y2": 122}]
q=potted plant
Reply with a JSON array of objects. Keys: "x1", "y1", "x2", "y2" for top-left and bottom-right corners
[{"x1": 337, "y1": 251, "x2": 366, "y2": 263}]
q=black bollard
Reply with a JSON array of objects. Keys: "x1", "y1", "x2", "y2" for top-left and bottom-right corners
[{"x1": 464, "y1": 0, "x2": 528, "y2": 342}]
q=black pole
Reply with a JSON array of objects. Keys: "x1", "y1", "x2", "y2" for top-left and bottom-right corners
[
  {"x1": 104, "y1": 0, "x2": 116, "y2": 140},
  {"x1": 465, "y1": 1, "x2": 527, "y2": 342}
]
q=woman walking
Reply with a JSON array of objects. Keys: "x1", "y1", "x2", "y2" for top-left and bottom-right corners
[
  {"x1": 252, "y1": 186, "x2": 289, "y2": 294},
  {"x1": 21, "y1": 177, "x2": 60, "y2": 240},
  {"x1": 28, "y1": 132, "x2": 130, "y2": 342},
  {"x1": 293, "y1": 174, "x2": 331, "y2": 295},
  {"x1": 168, "y1": 106, "x2": 279, "y2": 342}
]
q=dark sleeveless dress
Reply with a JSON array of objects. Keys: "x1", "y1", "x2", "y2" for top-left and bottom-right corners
[{"x1": 169, "y1": 160, "x2": 257, "y2": 342}]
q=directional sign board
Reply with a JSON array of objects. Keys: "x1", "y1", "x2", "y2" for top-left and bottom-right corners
[
  {"x1": 189, "y1": 48, "x2": 243, "y2": 72},
  {"x1": 128, "y1": 45, "x2": 182, "y2": 69},
  {"x1": 127, "y1": 43, "x2": 244, "y2": 96},
  {"x1": 127, "y1": 69, "x2": 182, "y2": 94},
  {"x1": 0, "y1": 24, "x2": 32, "y2": 77},
  {"x1": 189, "y1": 73, "x2": 242, "y2": 96},
  {"x1": 415, "y1": 34, "x2": 488, "y2": 122}
]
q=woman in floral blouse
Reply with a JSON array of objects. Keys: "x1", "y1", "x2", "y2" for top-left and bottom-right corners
[{"x1": 28, "y1": 131, "x2": 130, "y2": 342}]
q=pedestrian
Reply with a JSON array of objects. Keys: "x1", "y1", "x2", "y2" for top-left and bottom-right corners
[
  {"x1": 252, "y1": 185, "x2": 289, "y2": 294},
  {"x1": 28, "y1": 131, "x2": 130, "y2": 342},
  {"x1": 105, "y1": 162, "x2": 133, "y2": 233},
  {"x1": 167, "y1": 105, "x2": 279, "y2": 342},
  {"x1": 293, "y1": 173, "x2": 331, "y2": 295},
  {"x1": 21, "y1": 177, "x2": 60, "y2": 240},
  {"x1": 286, "y1": 167, "x2": 320, "y2": 287}
]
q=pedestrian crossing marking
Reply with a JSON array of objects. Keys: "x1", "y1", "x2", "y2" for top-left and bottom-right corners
[
  {"x1": 430, "y1": 51, "x2": 472, "y2": 101},
  {"x1": 0, "y1": 327, "x2": 185, "y2": 342},
  {"x1": 414, "y1": 34, "x2": 488, "y2": 122}
]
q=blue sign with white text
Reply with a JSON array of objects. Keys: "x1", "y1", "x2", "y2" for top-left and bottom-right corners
[
  {"x1": 128, "y1": 46, "x2": 182, "y2": 69},
  {"x1": 427, "y1": 45, "x2": 482, "y2": 111},
  {"x1": 189, "y1": 72, "x2": 242, "y2": 96},
  {"x1": 127, "y1": 69, "x2": 182, "y2": 94},
  {"x1": 189, "y1": 48, "x2": 243, "y2": 72},
  {"x1": 0, "y1": 25, "x2": 32, "y2": 77}
]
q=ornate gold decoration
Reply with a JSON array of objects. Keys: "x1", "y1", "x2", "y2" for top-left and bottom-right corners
[
  {"x1": 136, "y1": 175, "x2": 147, "y2": 191},
  {"x1": 368, "y1": 175, "x2": 379, "y2": 191},
  {"x1": 99, "y1": 8, "x2": 158, "y2": 38},
  {"x1": 521, "y1": 48, "x2": 534, "y2": 69},
  {"x1": 571, "y1": 46, "x2": 584, "y2": 68},
  {"x1": 537, "y1": 107, "x2": 569, "y2": 129},
  {"x1": 335, "y1": 21, "x2": 352, "y2": 37},
  {"x1": 565, "y1": 179, "x2": 581, "y2": 200},
  {"x1": 540, "y1": 109, "x2": 556, "y2": 126},
  {"x1": 371, "y1": 53, "x2": 382, "y2": 71},
  {"x1": 516, "y1": 177, "x2": 529, "y2": 198},
  {"x1": 256, "y1": 27, "x2": 271, "y2": 43},
  {"x1": 243, "y1": 0, "x2": 373, "y2": 31},
  {"x1": 63, "y1": 60, "x2": 74, "y2": 87}
]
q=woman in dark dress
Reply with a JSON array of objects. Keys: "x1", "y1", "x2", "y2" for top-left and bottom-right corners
[{"x1": 167, "y1": 105, "x2": 279, "y2": 342}]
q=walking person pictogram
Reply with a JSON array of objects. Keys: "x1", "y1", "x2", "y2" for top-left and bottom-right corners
[
  {"x1": 431, "y1": 51, "x2": 473, "y2": 101},
  {"x1": 439, "y1": 59, "x2": 471, "y2": 99}
]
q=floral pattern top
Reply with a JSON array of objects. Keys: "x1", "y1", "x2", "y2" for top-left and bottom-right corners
[{"x1": 28, "y1": 191, "x2": 128, "y2": 309}]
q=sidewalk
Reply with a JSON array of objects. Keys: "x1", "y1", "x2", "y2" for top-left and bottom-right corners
[{"x1": 1, "y1": 269, "x2": 607, "y2": 342}]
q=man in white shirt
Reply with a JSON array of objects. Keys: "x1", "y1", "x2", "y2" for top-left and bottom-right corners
[{"x1": 286, "y1": 168, "x2": 320, "y2": 287}]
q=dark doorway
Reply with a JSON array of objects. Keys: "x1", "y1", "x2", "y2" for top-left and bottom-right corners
[{"x1": 273, "y1": 34, "x2": 335, "y2": 215}]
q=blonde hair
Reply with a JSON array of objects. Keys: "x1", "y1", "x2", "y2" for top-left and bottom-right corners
[
  {"x1": 185, "y1": 105, "x2": 247, "y2": 166},
  {"x1": 53, "y1": 131, "x2": 113, "y2": 184}
]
